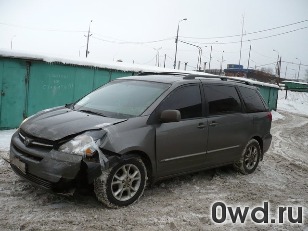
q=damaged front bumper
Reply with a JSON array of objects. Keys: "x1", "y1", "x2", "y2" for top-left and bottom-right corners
[{"x1": 9, "y1": 130, "x2": 109, "y2": 191}]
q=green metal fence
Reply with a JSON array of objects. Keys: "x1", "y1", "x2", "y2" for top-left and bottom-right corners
[
  {"x1": 0, "y1": 56, "x2": 278, "y2": 129},
  {"x1": 283, "y1": 81, "x2": 308, "y2": 92}
]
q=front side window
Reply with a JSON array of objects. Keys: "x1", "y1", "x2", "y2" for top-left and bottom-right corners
[
  {"x1": 159, "y1": 85, "x2": 202, "y2": 119},
  {"x1": 238, "y1": 86, "x2": 266, "y2": 113},
  {"x1": 204, "y1": 85, "x2": 242, "y2": 115},
  {"x1": 75, "y1": 80, "x2": 170, "y2": 118}
]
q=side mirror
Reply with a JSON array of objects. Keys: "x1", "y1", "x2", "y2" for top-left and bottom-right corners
[{"x1": 160, "y1": 110, "x2": 181, "y2": 123}]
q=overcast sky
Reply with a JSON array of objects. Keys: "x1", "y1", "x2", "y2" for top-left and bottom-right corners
[{"x1": 0, "y1": 0, "x2": 307, "y2": 79}]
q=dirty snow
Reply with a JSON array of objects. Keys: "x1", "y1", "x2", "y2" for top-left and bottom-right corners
[
  {"x1": 271, "y1": 110, "x2": 285, "y2": 121},
  {"x1": 0, "y1": 129, "x2": 15, "y2": 152},
  {"x1": 277, "y1": 90, "x2": 308, "y2": 116}
]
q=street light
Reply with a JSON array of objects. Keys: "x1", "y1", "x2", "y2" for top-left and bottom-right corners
[
  {"x1": 247, "y1": 40, "x2": 251, "y2": 69},
  {"x1": 173, "y1": 18, "x2": 187, "y2": 69},
  {"x1": 295, "y1": 58, "x2": 301, "y2": 80},
  {"x1": 153, "y1": 47, "x2": 162, "y2": 67},
  {"x1": 11, "y1": 35, "x2": 16, "y2": 50},
  {"x1": 178, "y1": 40, "x2": 202, "y2": 70},
  {"x1": 273, "y1": 49, "x2": 280, "y2": 77},
  {"x1": 220, "y1": 51, "x2": 225, "y2": 75},
  {"x1": 85, "y1": 20, "x2": 93, "y2": 58},
  {"x1": 208, "y1": 41, "x2": 218, "y2": 70}
]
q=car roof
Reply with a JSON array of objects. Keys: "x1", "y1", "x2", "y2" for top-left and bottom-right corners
[
  {"x1": 117, "y1": 74, "x2": 255, "y2": 88},
  {"x1": 118, "y1": 74, "x2": 188, "y2": 84}
]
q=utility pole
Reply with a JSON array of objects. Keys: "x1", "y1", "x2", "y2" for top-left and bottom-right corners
[
  {"x1": 296, "y1": 58, "x2": 301, "y2": 80},
  {"x1": 184, "y1": 62, "x2": 188, "y2": 70},
  {"x1": 173, "y1": 18, "x2": 187, "y2": 69},
  {"x1": 247, "y1": 44, "x2": 251, "y2": 69},
  {"x1": 278, "y1": 56, "x2": 281, "y2": 78},
  {"x1": 239, "y1": 15, "x2": 245, "y2": 65},
  {"x1": 163, "y1": 54, "x2": 166, "y2": 68},
  {"x1": 203, "y1": 62, "x2": 207, "y2": 72},
  {"x1": 209, "y1": 45, "x2": 212, "y2": 70},
  {"x1": 221, "y1": 51, "x2": 224, "y2": 74},
  {"x1": 85, "y1": 20, "x2": 93, "y2": 58},
  {"x1": 178, "y1": 61, "x2": 181, "y2": 70}
]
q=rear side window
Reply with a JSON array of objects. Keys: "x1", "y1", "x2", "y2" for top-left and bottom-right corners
[
  {"x1": 203, "y1": 85, "x2": 242, "y2": 115},
  {"x1": 238, "y1": 86, "x2": 266, "y2": 113},
  {"x1": 159, "y1": 85, "x2": 202, "y2": 119}
]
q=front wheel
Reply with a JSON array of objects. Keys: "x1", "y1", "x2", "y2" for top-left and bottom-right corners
[
  {"x1": 94, "y1": 157, "x2": 147, "y2": 208},
  {"x1": 234, "y1": 139, "x2": 261, "y2": 174}
]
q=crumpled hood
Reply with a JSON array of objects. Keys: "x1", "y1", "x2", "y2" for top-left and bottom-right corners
[{"x1": 20, "y1": 107, "x2": 127, "y2": 141}]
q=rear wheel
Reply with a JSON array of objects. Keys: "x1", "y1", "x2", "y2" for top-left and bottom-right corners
[
  {"x1": 94, "y1": 157, "x2": 147, "y2": 208},
  {"x1": 234, "y1": 139, "x2": 261, "y2": 174}
]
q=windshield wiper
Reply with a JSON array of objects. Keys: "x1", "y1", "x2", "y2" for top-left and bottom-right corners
[{"x1": 79, "y1": 109, "x2": 106, "y2": 117}]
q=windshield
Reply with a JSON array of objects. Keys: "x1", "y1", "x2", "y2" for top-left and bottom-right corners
[{"x1": 74, "y1": 80, "x2": 170, "y2": 119}]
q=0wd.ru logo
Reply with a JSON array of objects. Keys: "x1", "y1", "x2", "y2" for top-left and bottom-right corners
[{"x1": 211, "y1": 201, "x2": 303, "y2": 224}]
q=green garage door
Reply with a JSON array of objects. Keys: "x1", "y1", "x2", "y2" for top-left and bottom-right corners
[{"x1": 0, "y1": 59, "x2": 27, "y2": 129}]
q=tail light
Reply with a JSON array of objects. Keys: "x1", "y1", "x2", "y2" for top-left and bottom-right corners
[{"x1": 267, "y1": 112, "x2": 272, "y2": 121}]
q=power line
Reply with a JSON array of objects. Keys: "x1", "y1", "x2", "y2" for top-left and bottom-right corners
[
  {"x1": 179, "y1": 19, "x2": 308, "y2": 40},
  {"x1": 255, "y1": 62, "x2": 277, "y2": 68},
  {"x1": 186, "y1": 26, "x2": 308, "y2": 45},
  {"x1": 0, "y1": 22, "x2": 86, "y2": 33},
  {"x1": 92, "y1": 35, "x2": 174, "y2": 44}
]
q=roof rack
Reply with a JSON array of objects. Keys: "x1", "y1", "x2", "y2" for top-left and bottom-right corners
[
  {"x1": 136, "y1": 71, "x2": 189, "y2": 76},
  {"x1": 183, "y1": 74, "x2": 252, "y2": 85}
]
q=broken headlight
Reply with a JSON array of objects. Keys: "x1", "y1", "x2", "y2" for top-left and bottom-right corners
[{"x1": 58, "y1": 133, "x2": 101, "y2": 157}]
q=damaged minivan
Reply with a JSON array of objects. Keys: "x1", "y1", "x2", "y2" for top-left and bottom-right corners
[{"x1": 10, "y1": 73, "x2": 272, "y2": 207}]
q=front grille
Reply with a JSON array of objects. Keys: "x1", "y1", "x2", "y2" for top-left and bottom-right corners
[
  {"x1": 11, "y1": 164, "x2": 53, "y2": 189},
  {"x1": 19, "y1": 130, "x2": 54, "y2": 149}
]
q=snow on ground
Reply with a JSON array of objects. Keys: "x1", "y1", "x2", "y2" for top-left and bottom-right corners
[
  {"x1": 0, "y1": 129, "x2": 16, "y2": 152},
  {"x1": 277, "y1": 89, "x2": 308, "y2": 116},
  {"x1": 271, "y1": 110, "x2": 285, "y2": 121}
]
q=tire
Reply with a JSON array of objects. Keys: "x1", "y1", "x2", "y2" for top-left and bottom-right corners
[
  {"x1": 94, "y1": 157, "x2": 147, "y2": 208},
  {"x1": 234, "y1": 139, "x2": 261, "y2": 175}
]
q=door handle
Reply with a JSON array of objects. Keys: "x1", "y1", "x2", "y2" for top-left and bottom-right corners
[
  {"x1": 1, "y1": 91, "x2": 4, "y2": 96},
  {"x1": 197, "y1": 123, "x2": 206, "y2": 129},
  {"x1": 209, "y1": 121, "x2": 219, "y2": 126}
]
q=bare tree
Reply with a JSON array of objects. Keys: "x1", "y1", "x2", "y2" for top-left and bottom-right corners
[{"x1": 260, "y1": 67, "x2": 274, "y2": 75}]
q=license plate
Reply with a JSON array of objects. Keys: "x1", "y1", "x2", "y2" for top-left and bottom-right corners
[{"x1": 12, "y1": 158, "x2": 26, "y2": 174}]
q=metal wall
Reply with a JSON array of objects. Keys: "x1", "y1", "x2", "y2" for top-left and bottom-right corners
[
  {"x1": 0, "y1": 57, "x2": 278, "y2": 129},
  {"x1": 283, "y1": 81, "x2": 308, "y2": 92},
  {"x1": 258, "y1": 86, "x2": 278, "y2": 111}
]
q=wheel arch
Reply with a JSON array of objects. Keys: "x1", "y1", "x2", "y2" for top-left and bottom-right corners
[
  {"x1": 251, "y1": 136, "x2": 263, "y2": 159},
  {"x1": 123, "y1": 150, "x2": 153, "y2": 183}
]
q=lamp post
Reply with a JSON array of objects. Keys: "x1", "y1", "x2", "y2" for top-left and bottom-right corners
[
  {"x1": 247, "y1": 40, "x2": 251, "y2": 69},
  {"x1": 208, "y1": 41, "x2": 218, "y2": 70},
  {"x1": 273, "y1": 49, "x2": 280, "y2": 77},
  {"x1": 178, "y1": 40, "x2": 202, "y2": 70},
  {"x1": 11, "y1": 35, "x2": 16, "y2": 50},
  {"x1": 173, "y1": 18, "x2": 187, "y2": 69},
  {"x1": 85, "y1": 20, "x2": 93, "y2": 58},
  {"x1": 295, "y1": 58, "x2": 301, "y2": 80},
  {"x1": 153, "y1": 47, "x2": 162, "y2": 67},
  {"x1": 221, "y1": 50, "x2": 224, "y2": 74}
]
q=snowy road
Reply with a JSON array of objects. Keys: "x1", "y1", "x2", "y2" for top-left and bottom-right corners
[{"x1": 0, "y1": 110, "x2": 307, "y2": 230}]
